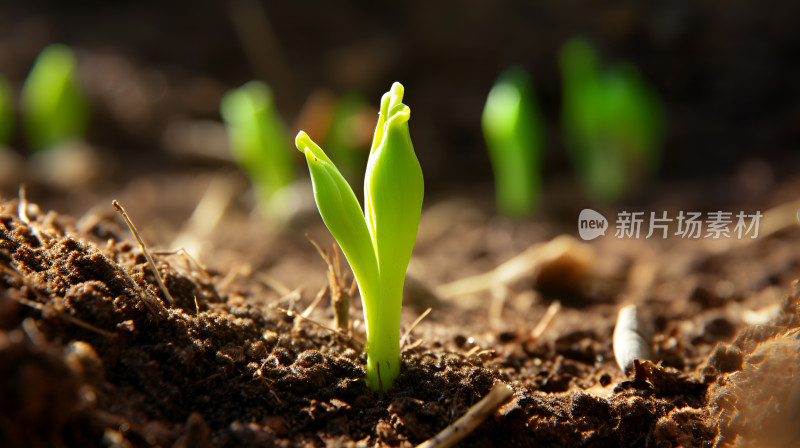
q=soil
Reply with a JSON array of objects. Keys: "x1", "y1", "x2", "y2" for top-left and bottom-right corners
[
  {"x1": 3, "y1": 2, "x2": 800, "y2": 447},
  {"x1": 2, "y1": 190, "x2": 800, "y2": 447}
]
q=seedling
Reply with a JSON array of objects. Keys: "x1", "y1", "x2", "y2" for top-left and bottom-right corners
[
  {"x1": 482, "y1": 67, "x2": 544, "y2": 217},
  {"x1": 21, "y1": 44, "x2": 90, "y2": 151},
  {"x1": 560, "y1": 37, "x2": 663, "y2": 202},
  {"x1": 220, "y1": 81, "x2": 294, "y2": 220},
  {"x1": 0, "y1": 76, "x2": 13, "y2": 145},
  {"x1": 295, "y1": 82, "x2": 423, "y2": 393}
]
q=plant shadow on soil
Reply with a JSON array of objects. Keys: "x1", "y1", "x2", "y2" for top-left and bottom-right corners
[{"x1": 1, "y1": 196, "x2": 800, "y2": 447}]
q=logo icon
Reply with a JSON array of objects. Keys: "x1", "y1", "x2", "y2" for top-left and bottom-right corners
[{"x1": 578, "y1": 208, "x2": 608, "y2": 240}]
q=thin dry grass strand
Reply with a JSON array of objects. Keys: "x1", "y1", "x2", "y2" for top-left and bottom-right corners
[
  {"x1": 306, "y1": 233, "x2": 333, "y2": 266},
  {"x1": 21, "y1": 317, "x2": 46, "y2": 344},
  {"x1": 301, "y1": 284, "x2": 328, "y2": 319},
  {"x1": 402, "y1": 339, "x2": 424, "y2": 353},
  {"x1": 256, "y1": 273, "x2": 292, "y2": 298},
  {"x1": 276, "y1": 287, "x2": 303, "y2": 310},
  {"x1": 294, "y1": 285, "x2": 329, "y2": 333},
  {"x1": 153, "y1": 248, "x2": 213, "y2": 283},
  {"x1": 17, "y1": 185, "x2": 44, "y2": 245},
  {"x1": 169, "y1": 176, "x2": 233, "y2": 254},
  {"x1": 308, "y1": 234, "x2": 353, "y2": 332},
  {"x1": 417, "y1": 383, "x2": 514, "y2": 448},
  {"x1": 401, "y1": 307, "x2": 432, "y2": 348},
  {"x1": 112, "y1": 200, "x2": 175, "y2": 306},
  {"x1": 488, "y1": 286, "x2": 508, "y2": 330},
  {"x1": 528, "y1": 301, "x2": 561, "y2": 344},
  {"x1": 118, "y1": 262, "x2": 168, "y2": 318},
  {"x1": 277, "y1": 307, "x2": 364, "y2": 352},
  {"x1": 465, "y1": 345, "x2": 482, "y2": 356}
]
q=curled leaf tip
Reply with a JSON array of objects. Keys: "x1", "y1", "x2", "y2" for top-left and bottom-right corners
[
  {"x1": 386, "y1": 105, "x2": 411, "y2": 132},
  {"x1": 296, "y1": 130, "x2": 334, "y2": 166},
  {"x1": 389, "y1": 82, "x2": 405, "y2": 110},
  {"x1": 390, "y1": 81, "x2": 404, "y2": 97},
  {"x1": 295, "y1": 130, "x2": 310, "y2": 151}
]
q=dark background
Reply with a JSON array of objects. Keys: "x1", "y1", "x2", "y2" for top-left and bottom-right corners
[{"x1": 1, "y1": 0, "x2": 799, "y2": 201}]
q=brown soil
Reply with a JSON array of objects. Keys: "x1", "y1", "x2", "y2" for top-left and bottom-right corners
[
  {"x1": 2, "y1": 192, "x2": 799, "y2": 447},
  {"x1": 3, "y1": 2, "x2": 800, "y2": 447}
]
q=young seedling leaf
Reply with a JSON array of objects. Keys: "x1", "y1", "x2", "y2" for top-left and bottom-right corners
[
  {"x1": 296, "y1": 82, "x2": 423, "y2": 393},
  {"x1": 21, "y1": 44, "x2": 90, "y2": 151}
]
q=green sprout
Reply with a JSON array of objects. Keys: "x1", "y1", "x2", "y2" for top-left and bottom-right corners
[
  {"x1": 296, "y1": 82, "x2": 423, "y2": 393},
  {"x1": 560, "y1": 37, "x2": 663, "y2": 202},
  {"x1": 21, "y1": 44, "x2": 90, "y2": 151},
  {"x1": 0, "y1": 76, "x2": 13, "y2": 146},
  {"x1": 482, "y1": 67, "x2": 544, "y2": 217},
  {"x1": 220, "y1": 81, "x2": 294, "y2": 219}
]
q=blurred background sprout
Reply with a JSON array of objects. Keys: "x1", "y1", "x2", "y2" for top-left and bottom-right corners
[
  {"x1": 20, "y1": 43, "x2": 90, "y2": 152},
  {"x1": 0, "y1": 76, "x2": 13, "y2": 146},
  {"x1": 560, "y1": 36, "x2": 664, "y2": 202},
  {"x1": 482, "y1": 67, "x2": 544, "y2": 217},
  {"x1": 324, "y1": 92, "x2": 374, "y2": 184},
  {"x1": 220, "y1": 80, "x2": 295, "y2": 220}
]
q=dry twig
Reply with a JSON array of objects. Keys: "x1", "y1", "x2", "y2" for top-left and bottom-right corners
[
  {"x1": 277, "y1": 307, "x2": 364, "y2": 352},
  {"x1": 401, "y1": 307, "x2": 432, "y2": 348},
  {"x1": 417, "y1": 383, "x2": 514, "y2": 448},
  {"x1": 307, "y1": 234, "x2": 352, "y2": 332},
  {"x1": 113, "y1": 200, "x2": 175, "y2": 306},
  {"x1": 528, "y1": 300, "x2": 561, "y2": 344}
]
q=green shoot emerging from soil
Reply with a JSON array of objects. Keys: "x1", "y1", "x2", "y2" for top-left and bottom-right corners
[
  {"x1": 220, "y1": 81, "x2": 294, "y2": 221},
  {"x1": 560, "y1": 37, "x2": 663, "y2": 202},
  {"x1": 482, "y1": 67, "x2": 544, "y2": 217},
  {"x1": 295, "y1": 82, "x2": 424, "y2": 393},
  {"x1": 0, "y1": 76, "x2": 13, "y2": 145},
  {"x1": 21, "y1": 44, "x2": 90, "y2": 151}
]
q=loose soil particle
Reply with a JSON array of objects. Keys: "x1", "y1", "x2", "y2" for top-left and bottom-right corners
[{"x1": 1, "y1": 198, "x2": 799, "y2": 447}]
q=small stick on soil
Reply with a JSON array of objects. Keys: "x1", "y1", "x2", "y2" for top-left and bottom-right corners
[
  {"x1": 117, "y1": 262, "x2": 168, "y2": 318},
  {"x1": 307, "y1": 234, "x2": 352, "y2": 332},
  {"x1": 112, "y1": 200, "x2": 175, "y2": 306},
  {"x1": 301, "y1": 285, "x2": 329, "y2": 319},
  {"x1": 417, "y1": 383, "x2": 514, "y2": 448},
  {"x1": 402, "y1": 339, "x2": 424, "y2": 352},
  {"x1": 257, "y1": 273, "x2": 292, "y2": 297},
  {"x1": 489, "y1": 286, "x2": 508, "y2": 330},
  {"x1": 277, "y1": 307, "x2": 364, "y2": 352},
  {"x1": 17, "y1": 185, "x2": 44, "y2": 245},
  {"x1": 294, "y1": 285, "x2": 328, "y2": 332},
  {"x1": 401, "y1": 307, "x2": 432, "y2": 348},
  {"x1": 169, "y1": 176, "x2": 233, "y2": 257},
  {"x1": 153, "y1": 249, "x2": 213, "y2": 283},
  {"x1": 21, "y1": 317, "x2": 46, "y2": 344},
  {"x1": 723, "y1": 198, "x2": 800, "y2": 249},
  {"x1": 528, "y1": 301, "x2": 561, "y2": 344}
]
